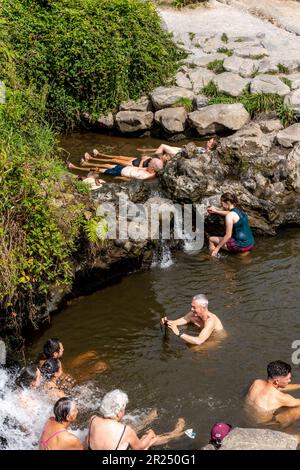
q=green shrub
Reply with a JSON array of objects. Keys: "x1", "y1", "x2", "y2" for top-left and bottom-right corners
[
  {"x1": 173, "y1": 97, "x2": 194, "y2": 111},
  {"x1": 172, "y1": 0, "x2": 207, "y2": 7},
  {"x1": 2, "y1": 0, "x2": 186, "y2": 129},
  {"x1": 207, "y1": 59, "x2": 225, "y2": 74},
  {"x1": 280, "y1": 77, "x2": 292, "y2": 89},
  {"x1": 217, "y1": 47, "x2": 233, "y2": 57},
  {"x1": 277, "y1": 63, "x2": 289, "y2": 74},
  {"x1": 221, "y1": 33, "x2": 228, "y2": 43}
]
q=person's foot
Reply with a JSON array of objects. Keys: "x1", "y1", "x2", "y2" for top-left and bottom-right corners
[
  {"x1": 174, "y1": 418, "x2": 185, "y2": 433},
  {"x1": 84, "y1": 152, "x2": 92, "y2": 161},
  {"x1": 93, "y1": 149, "x2": 100, "y2": 157},
  {"x1": 68, "y1": 162, "x2": 76, "y2": 170},
  {"x1": 80, "y1": 158, "x2": 89, "y2": 167}
]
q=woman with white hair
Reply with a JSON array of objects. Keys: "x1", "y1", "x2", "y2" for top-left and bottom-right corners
[{"x1": 86, "y1": 389, "x2": 185, "y2": 450}]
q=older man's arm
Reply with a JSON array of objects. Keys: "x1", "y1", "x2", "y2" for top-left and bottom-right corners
[{"x1": 168, "y1": 320, "x2": 214, "y2": 346}]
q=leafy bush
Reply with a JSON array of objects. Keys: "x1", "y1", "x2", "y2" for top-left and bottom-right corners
[
  {"x1": 2, "y1": 0, "x2": 186, "y2": 129},
  {"x1": 173, "y1": 97, "x2": 194, "y2": 111},
  {"x1": 217, "y1": 47, "x2": 233, "y2": 57},
  {"x1": 207, "y1": 59, "x2": 225, "y2": 74},
  {"x1": 173, "y1": 0, "x2": 207, "y2": 7}
]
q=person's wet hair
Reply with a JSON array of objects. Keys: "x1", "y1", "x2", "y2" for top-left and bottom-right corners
[
  {"x1": 220, "y1": 192, "x2": 239, "y2": 206},
  {"x1": 267, "y1": 360, "x2": 291, "y2": 379},
  {"x1": 100, "y1": 389, "x2": 129, "y2": 419},
  {"x1": 54, "y1": 397, "x2": 76, "y2": 423},
  {"x1": 41, "y1": 358, "x2": 61, "y2": 381},
  {"x1": 43, "y1": 338, "x2": 61, "y2": 359},
  {"x1": 15, "y1": 365, "x2": 39, "y2": 389}
]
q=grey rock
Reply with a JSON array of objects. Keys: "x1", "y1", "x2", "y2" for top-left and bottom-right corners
[
  {"x1": 119, "y1": 96, "x2": 151, "y2": 112},
  {"x1": 284, "y1": 89, "x2": 300, "y2": 116},
  {"x1": 251, "y1": 75, "x2": 290, "y2": 96},
  {"x1": 188, "y1": 103, "x2": 250, "y2": 136},
  {"x1": 175, "y1": 72, "x2": 193, "y2": 90},
  {"x1": 221, "y1": 428, "x2": 297, "y2": 450},
  {"x1": 154, "y1": 107, "x2": 187, "y2": 134},
  {"x1": 257, "y1": 59, "x2": 279, "y2": 74},
  {"x1": 150, "y1": 87, "x2": 194, "y2": 110},
  {"x1": 188, "y1": 68, "x2": 215, "y2": 94},
  {"x1": 286, "y1": 143, "x2": 300, "y2": 191},
  {"x1": 235, "y1": 46, "x2": 269, "y2": 59},
  {"x1": 218, "y1": 122, "x2": 274, "y2": 161},
  {"x1": 258, "y1": 119, "x2": 283, "y2": 133},
  {"x1": 194, "y1": 94, "x2": 209, "y2": 110},
  {"x1": 213, "y1": 72, "x2": 250, "y2": 97},
  {"x1": 187, "y1": 53, "x2": 227, "y2": 68},
  {"x1": 277, "y1": 123, "x2": 300, "y2": 148},
  {"x1": 223, "y1": 56, "x2": 258, "y2": 78},
  {"x1": 115, "y1": 111, "x2": 154, "y2": 133},
  {"x1": 96, "y1": 112, "x2": 115, "y2": 130},
  {"x1": 287, "y1": 73, "x2": 300, "y2": 91}
]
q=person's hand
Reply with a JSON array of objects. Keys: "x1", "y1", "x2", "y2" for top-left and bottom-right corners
[
  {"x1": 167, "y1": 322, "x2": 179, "y2": 336},
  {"x1": 207, "y1": 206, "x2": 218, "y2": 214},
  {"x1": 211, "y1": 247, "x2": 220, "y2": 257}
]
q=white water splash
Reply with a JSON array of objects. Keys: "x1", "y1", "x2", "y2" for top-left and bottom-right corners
[{"x1": 151, "y1": 242, "x2": 173, "y2": 269}]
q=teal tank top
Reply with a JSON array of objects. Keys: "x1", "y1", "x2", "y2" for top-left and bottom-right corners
[{"x1": 230, "y1": 208, "x2": 255, "y2": 249}]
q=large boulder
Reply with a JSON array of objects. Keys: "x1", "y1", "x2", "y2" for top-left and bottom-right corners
[
  {"x1": 96, "y1": 112, "x2": 115, "y2": 130},
  {"x1": 277, "y1": 123, "x2": 300, "y2": 148},
  {"x1": 188, "y1": 68, "x2": 215, "y2": 94},
  {"x1": 213, "y1": 72, "x2": 250, "y2": 97},
  {"x1": 223, "y1": 56, "x2": 258, "y2": 78},
  {"x1": 154, "y1": 107, "x2": 187, "y2": 134},
  {"x1": 218, "y1": 122, "x2": 274, "y2": 162},
  {"x1": 119, "y1": 96, "x2": 151, "y2": 112},
  {"x1": 284, "y1": 89, "x2": 300, "y2": 117},
  {"x1": 188, "y1": 103, "x2": 250, "y2": 136},
  {"x1": 150, "y1": 87, "x2": 194, "y2": 110},
  {"x1": 115, "y1": 111, "x2": 153, "y2": 133},
  {"x1": 250, "y1": 75, "x2": 290, "y2": 96},
  {"x1": 202, "y1": 428, "x2": 297, "y2": 450}
]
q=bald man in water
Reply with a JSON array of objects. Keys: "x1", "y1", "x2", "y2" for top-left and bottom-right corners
[
  {"x1": 246, "y1": 361, "x2": 300, "y2": 416},
  {"x1": 161, "y1": 294, "x2": 224, "y2": 346}
]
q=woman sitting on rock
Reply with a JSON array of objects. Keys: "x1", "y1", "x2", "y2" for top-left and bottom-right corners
[{"x1": 208, "y1": 192, "x2": 255, "y2": 257}]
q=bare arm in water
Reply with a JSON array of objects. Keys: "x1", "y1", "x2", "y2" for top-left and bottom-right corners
[
  {"x1": 160, "y1": 310, "x2": 194, "y2": 328},
  {"x1": 167, "y1": 317, "x2": 215, "y2": 346}
]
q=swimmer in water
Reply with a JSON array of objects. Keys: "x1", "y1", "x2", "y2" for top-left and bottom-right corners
[
  {"x1": 161, "y1": 294, "x2": 224, "y2": 347},
  {"x1": 40, "y1": 397, "x2": 83, "y2": 450},
  {"x1": 40, "y1": 359, "x2": 65, "y2": 400},
  {"x1": 245, "y1": 361, "x2": 300, "y2": 424}
]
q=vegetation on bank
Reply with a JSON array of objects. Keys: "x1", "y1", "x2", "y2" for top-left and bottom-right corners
[
  {"x1": 0, "y1": 0, "x2": 184, "y2": 329},
  {"x1": 4, "y1": 0, "x2": 185, "y2": 129},
  {"x1": 202, "y1": 81, "x2": 297, "y2": 127}
]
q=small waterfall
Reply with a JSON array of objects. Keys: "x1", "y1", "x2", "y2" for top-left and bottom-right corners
[{"x1": 151, "y1": 241, "x2": 174, "y2": 269}]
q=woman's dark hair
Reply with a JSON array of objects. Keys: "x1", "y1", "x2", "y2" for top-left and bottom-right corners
[
  {"x1": 220, "y1": 192, "x2": 239, "y2": 206},
  {"x1": 267, "y1": 360, "x2": 291, "y2": 379},
  {"x1": 54, "y1": 397, "x2": 75, "y2": 423},
  {"x1": 41, "y1": 358, "x2": 60, "y2": 381},
  {"x1": 15, "y1": 365, "x2": 39, "y2": 389},
  {"x1": 43, "y1": 338, "x2": 61, "y2": 359}
]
